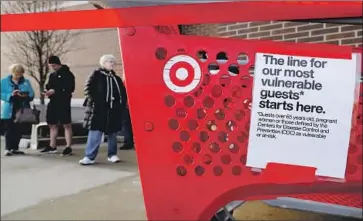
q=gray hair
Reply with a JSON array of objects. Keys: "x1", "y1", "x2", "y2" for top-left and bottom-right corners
[{"x1": 99, "y1": 54, "x2": 116, "y2": 67}]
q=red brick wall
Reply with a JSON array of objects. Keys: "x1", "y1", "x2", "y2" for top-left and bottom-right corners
[{"x1": 181, "y1": 21, "x2": 362, "y2": 47}]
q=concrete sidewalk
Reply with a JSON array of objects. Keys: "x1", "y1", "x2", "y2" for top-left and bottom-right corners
[
  {"x1": 1, "y1": 140, "x2": 359, "y2": 220},
  {"x1": 1, "y1": 142, "x2": 146, "y2": 220}
]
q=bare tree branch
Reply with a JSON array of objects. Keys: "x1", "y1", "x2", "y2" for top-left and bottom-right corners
[{"x1": 2, "y1": 1, "x2": 80, "y2": 104}]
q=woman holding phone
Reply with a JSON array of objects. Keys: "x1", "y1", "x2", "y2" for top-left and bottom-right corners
[{"x1": 1, "y1": 64, "x2": 34, "y2": 156}]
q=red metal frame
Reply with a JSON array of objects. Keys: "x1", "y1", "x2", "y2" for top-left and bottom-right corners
[
  {"x1": 119, "y1": 27, "x2": 362, "y2": 219},
  {"x1": 1, "y1": 1, "x2": 362, "y2": 32},
  {"x1": 1, "y1": 1, "x2": 362, "y2": 220}
]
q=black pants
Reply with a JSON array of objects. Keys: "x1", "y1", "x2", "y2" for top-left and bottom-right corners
[
  {"x1": 119, "y1": 108, "x2": 134, "y2": 147},
  {"x1": 4, "y1": 120, "x2": 23, "y2": 151}
]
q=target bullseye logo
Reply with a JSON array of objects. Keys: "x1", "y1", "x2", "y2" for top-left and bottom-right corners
[{"x1": 163, "y1": 55, "x2": 201, "y2": 93}]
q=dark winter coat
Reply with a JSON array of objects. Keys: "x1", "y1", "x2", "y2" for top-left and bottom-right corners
[
  {"x1": 83, "y1": 68, "x2": 127, "y2": 134},
  {"x1": 46, "y1": 65, "x2": 75, "y2": 103}
]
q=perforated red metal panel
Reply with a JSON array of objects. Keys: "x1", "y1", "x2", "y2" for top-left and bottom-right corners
[
  {"x1": 119, "y1": 27, "x2": 362, "y2": 220},
  {"x1": 1, "y1": 2, "x2": 362, "y2": 220}
]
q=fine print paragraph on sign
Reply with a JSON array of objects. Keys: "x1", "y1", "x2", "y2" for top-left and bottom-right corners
[{"x1": 247, "y1": 53, "x2": 360, "y2": 179}]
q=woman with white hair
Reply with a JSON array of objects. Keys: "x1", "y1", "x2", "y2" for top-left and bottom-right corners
[
  {"x1": 1, "y1": 64, "x2": 34, "y2": 156},
  {"x1": 80, "y1": 54, "x2": 127, "y2": 165}
]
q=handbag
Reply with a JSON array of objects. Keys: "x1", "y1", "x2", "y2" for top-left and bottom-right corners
[{"x1": 14, "y1": 104, "x2": 41, "y2": 124}]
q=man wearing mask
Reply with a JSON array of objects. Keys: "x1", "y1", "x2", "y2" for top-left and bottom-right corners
[{"x1": 40, "y1": 55, "x2": 75, "y2": 156}]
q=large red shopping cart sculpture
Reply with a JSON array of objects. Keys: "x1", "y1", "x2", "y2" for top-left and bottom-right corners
[{"x1": 1, "y1": 1, "x2": 362, "y2": 220}]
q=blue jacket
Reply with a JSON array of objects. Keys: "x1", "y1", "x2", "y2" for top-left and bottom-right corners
[{"x1": 1, "y1": 75, "x2": 34, "y2": 120}]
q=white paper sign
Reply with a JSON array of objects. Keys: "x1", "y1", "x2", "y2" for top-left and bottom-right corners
[{"x1": 247, "y1": 53, "x2": 360, "y2": 179}]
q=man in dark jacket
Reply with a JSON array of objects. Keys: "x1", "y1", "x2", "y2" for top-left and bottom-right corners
[{"x1": 40, "y1": 55, "x2": 75, "y2": 156}]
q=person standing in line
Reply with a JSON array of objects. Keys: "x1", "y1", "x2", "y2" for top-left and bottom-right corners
[
  {"x1": 80, "y1": 54, "x2": 127, "y2": 165},
  {"x1": 118, "y1": 103, "x2": 134, "y2": 150},
  {"x1": 1, "y1": 64, "x2": 34, "y2": 156},
  {"x1": 40, "y1": 55, "x2": 75, "y2": 156}
]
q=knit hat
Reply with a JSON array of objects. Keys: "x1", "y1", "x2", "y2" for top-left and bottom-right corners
[{"x1": 48, "y1": 55, "x2": 61, "y2": 65}]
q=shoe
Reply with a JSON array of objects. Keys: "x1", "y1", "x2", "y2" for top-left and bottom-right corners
[
  {"x1": 61, "y1": 147, "x2": 73, "y2": 156},
  {"x1": 40, "y1": 147, "x2": 57, "y2": 154},
  {"x1": 79, "y1": 157, "x2": 95, "y2": 165},
  {"x1": 4, "y1": 150, "x2": 12, "y2": 156},
  {"x1": 107, "y1": 155, "x2": 120, "y2": 163},
  {"x1": 11, "y1": 150, "x2": 25, "y2": 155}
]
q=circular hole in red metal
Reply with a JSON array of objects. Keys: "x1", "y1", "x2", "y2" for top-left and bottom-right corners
[
  {"x1": 219, "y1": 74, "x2": 231, "y2": 87},
  {"x1": 164, "y1": 95, "x2": 175, "y2": 107},
  {"x1": 240, "y1": 76, "x2": 251, "y2": 88},
  {"x1": 223, "y1": 98, "x2": 234, "y2": 109},
  {"x1": 155, "y1": 47, "x2": 167, "y2": 60},
  {"x1": 231, "y1": 86, "x2": 243, "y2": 98},
  {"x1": 349, "y1": 145, "x2": 357, "y2": 154},
  {"x1": 221, "y1": 154, "x2": 232, "y2": 164},
  {"x1": 214, "y1": 109, "x2": 226, "y2": 120},
  {"x1": 197, "y1": 108, "x2": 207, "y2": 119},
  {"x1": 237, "y1": 53, "x2": 249, "y2": 65},
  {"x1": 168, "y1": 119, "x2": 179, "y2": 130},
  {"x1": 183, "y1": 96, "x2": 195, "y2": 108},
  {"x1": 192, "y1": 142, "x2": 202, "y2": 153},
  {"x1": 213, "y1": 166, "x2": 223, "y2": 176},
  {"x1": 176, "y1": 166, "x2": 187, "y2": 176},
  {"x1": 206, "y1": 120, "x2": 218, "y2": 132},
  {"x1": 202, "y1": 154, "x2": 213, "y2": 165},
  {"x1": 176, "y1": 108, "x2": 188, "y2": 118},
  {"x1": 216, "y1": 52, "x2": 228, "y2": 64},
  {"x1": 183, "y1": 155, "x2": 194, "y2": 165},
  {"x1": 172, "y1": 142, "x2": 183, "y2": 153},
  {"x1": 357, "y1": 114, "x2": 362, "y2": 124},
  {"x1": 187, "y1": 120, "x2": 198, "y2": 131},
  {"x1": 237, "y1": 132, "x2": 248, "y2": 143},
  {"x1": 234, "y1": 110, "x2": 245, "y2": 121},
  {"x1": 195, "y1": 166, "x2": 205, "y2": 176},
  {"x1": 197, "y1": 50, "x2": 208, "y2": 62},
  {"x1": 208, "y1": 63, "x2": 220, "y2": 75},
  {"x1": 180, "y1": 130, "x2": 190, "y2": 142},
  {"x1": 203, "y1": 96, "x2": 214, "y2": 109},
  {"x1": 200, "y1": 131, "x2": 210, "y2": 142},
  {"x1": 232, "y1": 166, "x2": 242, "y2": 175},
  {"x1": 209, "y1": 143, "x2": 221, "y2": 153},
  {"x1": 347, "y1": 164, "x2": 358, "y2": 174},
  {"x1": 211, "y1": 85, "x2": 223, "y2": 98},
  {"x1": 228, "y1": 64, "x2": 239, "y2": 76},
  {"x1": 218, "y1": 131, "x2": 229, "y2": 143},
  {"x1": 226, "y1": 120, "x2": 238, "y2": 132},
  {"x1": 229, "y1": 143, "x2": 239, "y2": 153}
]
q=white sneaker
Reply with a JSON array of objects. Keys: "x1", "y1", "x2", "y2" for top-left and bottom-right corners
[
  {"x1": 4, "y1": 150, "x2": 12, "y2": 156},
  {"x1": 107, "y1": 155, "x2": 120, "y2": 163},
  {"x1": 79, "y1": 157, "x2": 95, "y2": 165}
]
